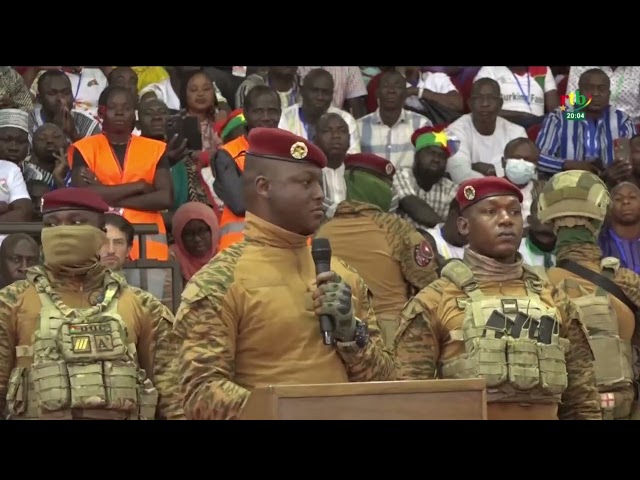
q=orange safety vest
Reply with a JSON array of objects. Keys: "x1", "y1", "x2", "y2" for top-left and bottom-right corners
[
  {"x1": 218, "y1": 135, "x2": 249, "y2": 251},
  {"x1": 69, "y1": 134, "x2": 169, "y2": 261}
]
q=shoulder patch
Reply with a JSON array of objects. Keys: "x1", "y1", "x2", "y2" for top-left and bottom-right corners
[{"x1": 414, "y1": 240, "x2": 434, "y2": 267}]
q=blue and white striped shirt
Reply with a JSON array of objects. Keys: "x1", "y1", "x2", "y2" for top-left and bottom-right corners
[{"x1": 535, "y1": 106, "x2": 636, "y2": 174}]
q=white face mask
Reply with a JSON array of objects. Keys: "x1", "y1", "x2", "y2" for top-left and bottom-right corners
[{"x1": 504, "y1": 158, "x2": 537, "y2": 185}]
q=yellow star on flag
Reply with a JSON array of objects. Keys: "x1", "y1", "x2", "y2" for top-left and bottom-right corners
[
  {"x1": 433, "y1": 131, "x2": 448, "y2": 146},
  {"x1": 559, "y1": 105, "x2": 566, "y2": 111}
]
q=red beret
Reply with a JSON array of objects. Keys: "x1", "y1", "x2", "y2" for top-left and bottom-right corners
[
  {"x1": 456, "y1": 177, "x2": 524, "y2": 211},
  {"x1": 344, "y1": 153, "x2": 396, "y2": 180},
  {"x1": 246, "y1": 127, "x2": 327, "y2": 168},
  {"x1": 41, "y1": 187, "x2": 110, "y2": 214}
]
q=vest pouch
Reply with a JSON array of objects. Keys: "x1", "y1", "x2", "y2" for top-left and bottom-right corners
[
  {"x1": 31, "y1": 360, "x2": 71, "y2": 412},
  {"x1": 537, "y1": 338, "x2": 569, "y2": 395},
  {"x1": 590, "y1": 336, "x2": 633, "y2": 388},
  {"x1": 467, "y1": 337, "x2": 508, "y2": 388},
  {"x1": 6, "y1": 367, "x2": 28, "y2": 416},
  {"x1": 103, "y1": 361, "x2": 138, "y2": 412},
  {"x1": 57, "y1": 319, "x2": 128, "y2": 364},
  {"x1": 574, "y1": 296, "x2": 618, "y2": 336},
  {"x1": 67, "y1": 363, "x2": 107, "y2": 409},
  {"x1": 137, "y1": 378, "x2": 159, "y2": 420},
  {"x1": 507, "y1": 338, "x2": 540, "y2": 391}
]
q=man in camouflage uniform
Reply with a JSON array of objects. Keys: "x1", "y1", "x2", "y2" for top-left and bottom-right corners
[
  {"x1": 541, "y1": 171, "x2": 640, "y2": 420},
  {"x1": 0, "y1": 188, "x2": 178, "y2": 420},
  {"x1": 394, "y1": 176, "x2": 601, "y2": 420},
  {"x1": 99, "y1": 213, "x2": 184, "y2": 419},
  {"x1": 173, "y1": 128, "x2": 395, "y2": 420},
  {"x1": 316, "y1": 153, "x2": 438, "y2": 347}
]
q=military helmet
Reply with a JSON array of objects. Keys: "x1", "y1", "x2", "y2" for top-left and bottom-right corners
[{"x1": 537, "y1": 170, "x2": 610, "y2": 224}]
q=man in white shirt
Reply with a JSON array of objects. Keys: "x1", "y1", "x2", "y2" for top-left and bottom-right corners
[
  {"x1": 425, "y1": 198, "x2": 467, "y2": 260},
  {"x1": 474, "y1": 66, "x2": 560, "y2": 128},
  {"x1": 0, "y1": 109, "x2": 35, "y2": 243},
  {"x1": 278, "y1": 68, "x2": 360, "y2": 153},
  {"x1": 445, "y1": 78, "x2": 528, "y2": 184},
  {"x1": 401, "y1": 67, "x2": 464, "y2": 115},
  {"x1": 313, "y1": 113, "x2": 350, "y2": 218},
  {"x1": 501, "y1": 137, "x2": 542, "y2": 228}
]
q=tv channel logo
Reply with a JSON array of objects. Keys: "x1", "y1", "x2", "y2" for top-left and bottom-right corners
[{"x1": 560, "y1": 90, "x2": 592, "y2": 121}]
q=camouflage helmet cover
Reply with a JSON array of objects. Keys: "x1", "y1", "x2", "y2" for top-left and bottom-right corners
[{"x1": 537, "y1": 170, "x2": 610, "y2": 224}]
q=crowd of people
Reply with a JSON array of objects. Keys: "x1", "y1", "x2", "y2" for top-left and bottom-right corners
[{"x1": 0, "y1": 65, "x2": 639, "y2": 421}]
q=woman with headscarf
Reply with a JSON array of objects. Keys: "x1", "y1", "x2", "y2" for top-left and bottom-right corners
[
  {"x1": 170, "y1": 202, "x2": 220, "y2": 284},
  {"x1": 0, "y1": 233, "x2": 40, "y2": 288}
]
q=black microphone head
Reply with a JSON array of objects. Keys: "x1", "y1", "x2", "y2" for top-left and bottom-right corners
[{"x1": 311, "y1": 237, "x2": 331, "y2": 263}]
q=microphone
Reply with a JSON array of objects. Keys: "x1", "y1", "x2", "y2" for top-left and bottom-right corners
[{"x1": 311, "y1": 238, "x2": 334, "y2": 346}]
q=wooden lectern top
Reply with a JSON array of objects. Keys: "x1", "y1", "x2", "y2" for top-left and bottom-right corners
[{"x1": 239, "y1": 378, "x2": 486, "y2": 420}]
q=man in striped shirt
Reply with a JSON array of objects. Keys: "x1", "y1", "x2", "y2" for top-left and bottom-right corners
[{"x1": 536, "y1": 68, "x2": 636, "y2": 177}]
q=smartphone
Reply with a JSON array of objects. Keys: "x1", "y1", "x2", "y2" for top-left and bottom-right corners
[
  {"x1": 165, "y1": 115, "x2": 203, "y2": 151},
  {"x1": 614, "y1": 138, "x2": 631, "y2": 163}
]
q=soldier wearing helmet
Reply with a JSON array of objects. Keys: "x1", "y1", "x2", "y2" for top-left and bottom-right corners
[
  {"x1": 394, "y1": 176, "x2": 601, "y2": 420},
  {"x1": 541, "y1": 170, "x2": 640, "y2": 420}
]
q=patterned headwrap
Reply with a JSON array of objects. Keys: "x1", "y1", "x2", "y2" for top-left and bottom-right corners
[{"x1": 0, "y1": 108, "x2": 29, "y2": 134}]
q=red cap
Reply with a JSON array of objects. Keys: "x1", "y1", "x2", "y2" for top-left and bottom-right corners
[
  {"x1": 247, "y1": 127, "x2": 327, "y2": 168},
  {"x1": 456, "y1": 177, "x2": 524, "y2": 211},
  {"x1": 344, "y1": 153, "x2": 396, "y2": 180},
  {"x1": 41, "y1": 187, "x2": 110, "y2": 214}
]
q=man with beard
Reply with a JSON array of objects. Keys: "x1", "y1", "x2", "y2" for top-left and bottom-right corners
[
  {"x1": 23, "y1": 123, "x2": 70, "y2": 189},
  {"x1": 519, "y1": 196, "x2": 556, "y2": 268},
  {"x1": 543, "y1": 172, "x2": 640, "y2": 419},
  {"x1": 395, "y1": 126, "x2": 458, "y2": 229},
  {"x1": 0, "y1": 188, "x2": 179, "y2": 419},
  {"x1": 173, "y1": 128, "x2": 395, "y2": 420},
  {"x1": 316, "y1": 153, "x2": 438, "y2": 347},
  {"x1": 213, "y1": 85, "x2": 282, "y2": 250},
  {"x1": 394, "y1": 176, "x2": 601, "y2": 420}
]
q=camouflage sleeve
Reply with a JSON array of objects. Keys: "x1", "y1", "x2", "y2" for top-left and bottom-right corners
[
  {"x1": 393, "y1": 286, "x2": 441, "y2": 380},
  {"x1": 377, "y1": 213, "x2": 438, "y2": 290},
  {"x1": 552, "y1": 287, "x2": 602, "y2": 420},
  {"x1": 173, "y1": 281, "x2": 250, "y2": 420},
  {"x1": 614, "y1": 267, "x2": 640, "y2": 310},
  {"x1": 142, "y1": 292, "x2": 185, "y2": 421},
  {"x1": 0, "y1": 281, "x2": 29, "y2": 416},
  {"x1": 334, "y1": 261, "x2": 395, "y2": 381}
]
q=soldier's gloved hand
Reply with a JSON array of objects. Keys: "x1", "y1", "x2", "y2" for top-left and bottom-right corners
[{"x1": 312, "y1": 271, "x2": 355, "y2": 342}]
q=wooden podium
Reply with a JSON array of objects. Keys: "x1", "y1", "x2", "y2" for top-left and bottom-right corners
[{"x1": 239, "y1": 379, "x2": 487, "y2": 420}]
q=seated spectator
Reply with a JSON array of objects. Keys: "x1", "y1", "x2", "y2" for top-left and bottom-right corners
[
  {"x1": 0, "y1": 67, "x2": 33, "y2": 112},
  {"x1": 599, "y1": 182, "x2": 640, "y2": 274},
  {"x1": 501, "y1": 137, "x2": 543, "y2": 227},
  {"x1": 518, "y1": 196, "x2": 556, "y2": 268},
  {"x1": 298, "y1": 66, "x2": 367, "y2": 118},
  {"x1": 28, "y1": 70, "x2": 101, "y2": 141},
  {"x1": 135, "y1": 67, "x2": 182, "y2": 111},
  {"x1": 236, "y1": 67, "x2": 300, "y2": 110},
  {"x1": 0, "y1": 108, "x2": 30, "y2": 165},
  {"x1": 401, "y1": 66, "x2": 464, "y2": 121},
  {"x1": 357, "y1": 70, "x2": 431, "y2": 170},
  {"x1": 136, "y1": 97, "x2": 217, "y2": 214},
  {"x1": 107, "y1": 67, "x2": 141, "y2": 135},
  {"x1": 215, "y1": 108, "x2": 247, "y2": 144},
  {"x1": 69, "y1": 85, "x2": 173, "y2": 261},
  {"x1": 27, "y1": 67, "x2": 110, "y2": 120},
  {"x1": 23, "y1": 123, "x2": 70, "y2": 189},
  {"x1": 314, "y1": 113, "x2": 350, "y2": 217},
  {"x1": 279, "y1": 68, "x2": 361, "y2": 153},
  {"x1": 0, "y1": 233, "x2": 40, "y2": 288},
  {"x1": 445, "y1": 78, "x2": 527, "y2": 183},
  {"x1": 425, "y1": 198, "x2": 467, "y2": 259},
  {"x1": 180, "y1": 69, "x2": 226, "y2": 150},
  {"x1": 170, "y1": 202, "x2": 220, "y2": 284},
  {"x1": 536, "y1": 68, "x2": 636, "y2": 179},
  {"x1": 474, "y1": 66, "x2": 560, "y2": 128},
  {"x1": 394, "y1": 126, "x2": 458, "y2": 229},
  {"x1": 566, "y1": 66, "x2": 640, "y2": 123},
  {"x1": 26, "y1": 179, "x2": 51, "y2": 221}
]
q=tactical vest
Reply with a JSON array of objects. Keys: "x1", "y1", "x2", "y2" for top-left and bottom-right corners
[
  {"x1": 555, "y1": 257, "x2": 635, "y2": 419},
  {"x1": 5, "y1": 272, "x2": 158, "y2": 420},
  {"x1": 439, "y1": 260, "x2": 569, "y2": 404}
]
